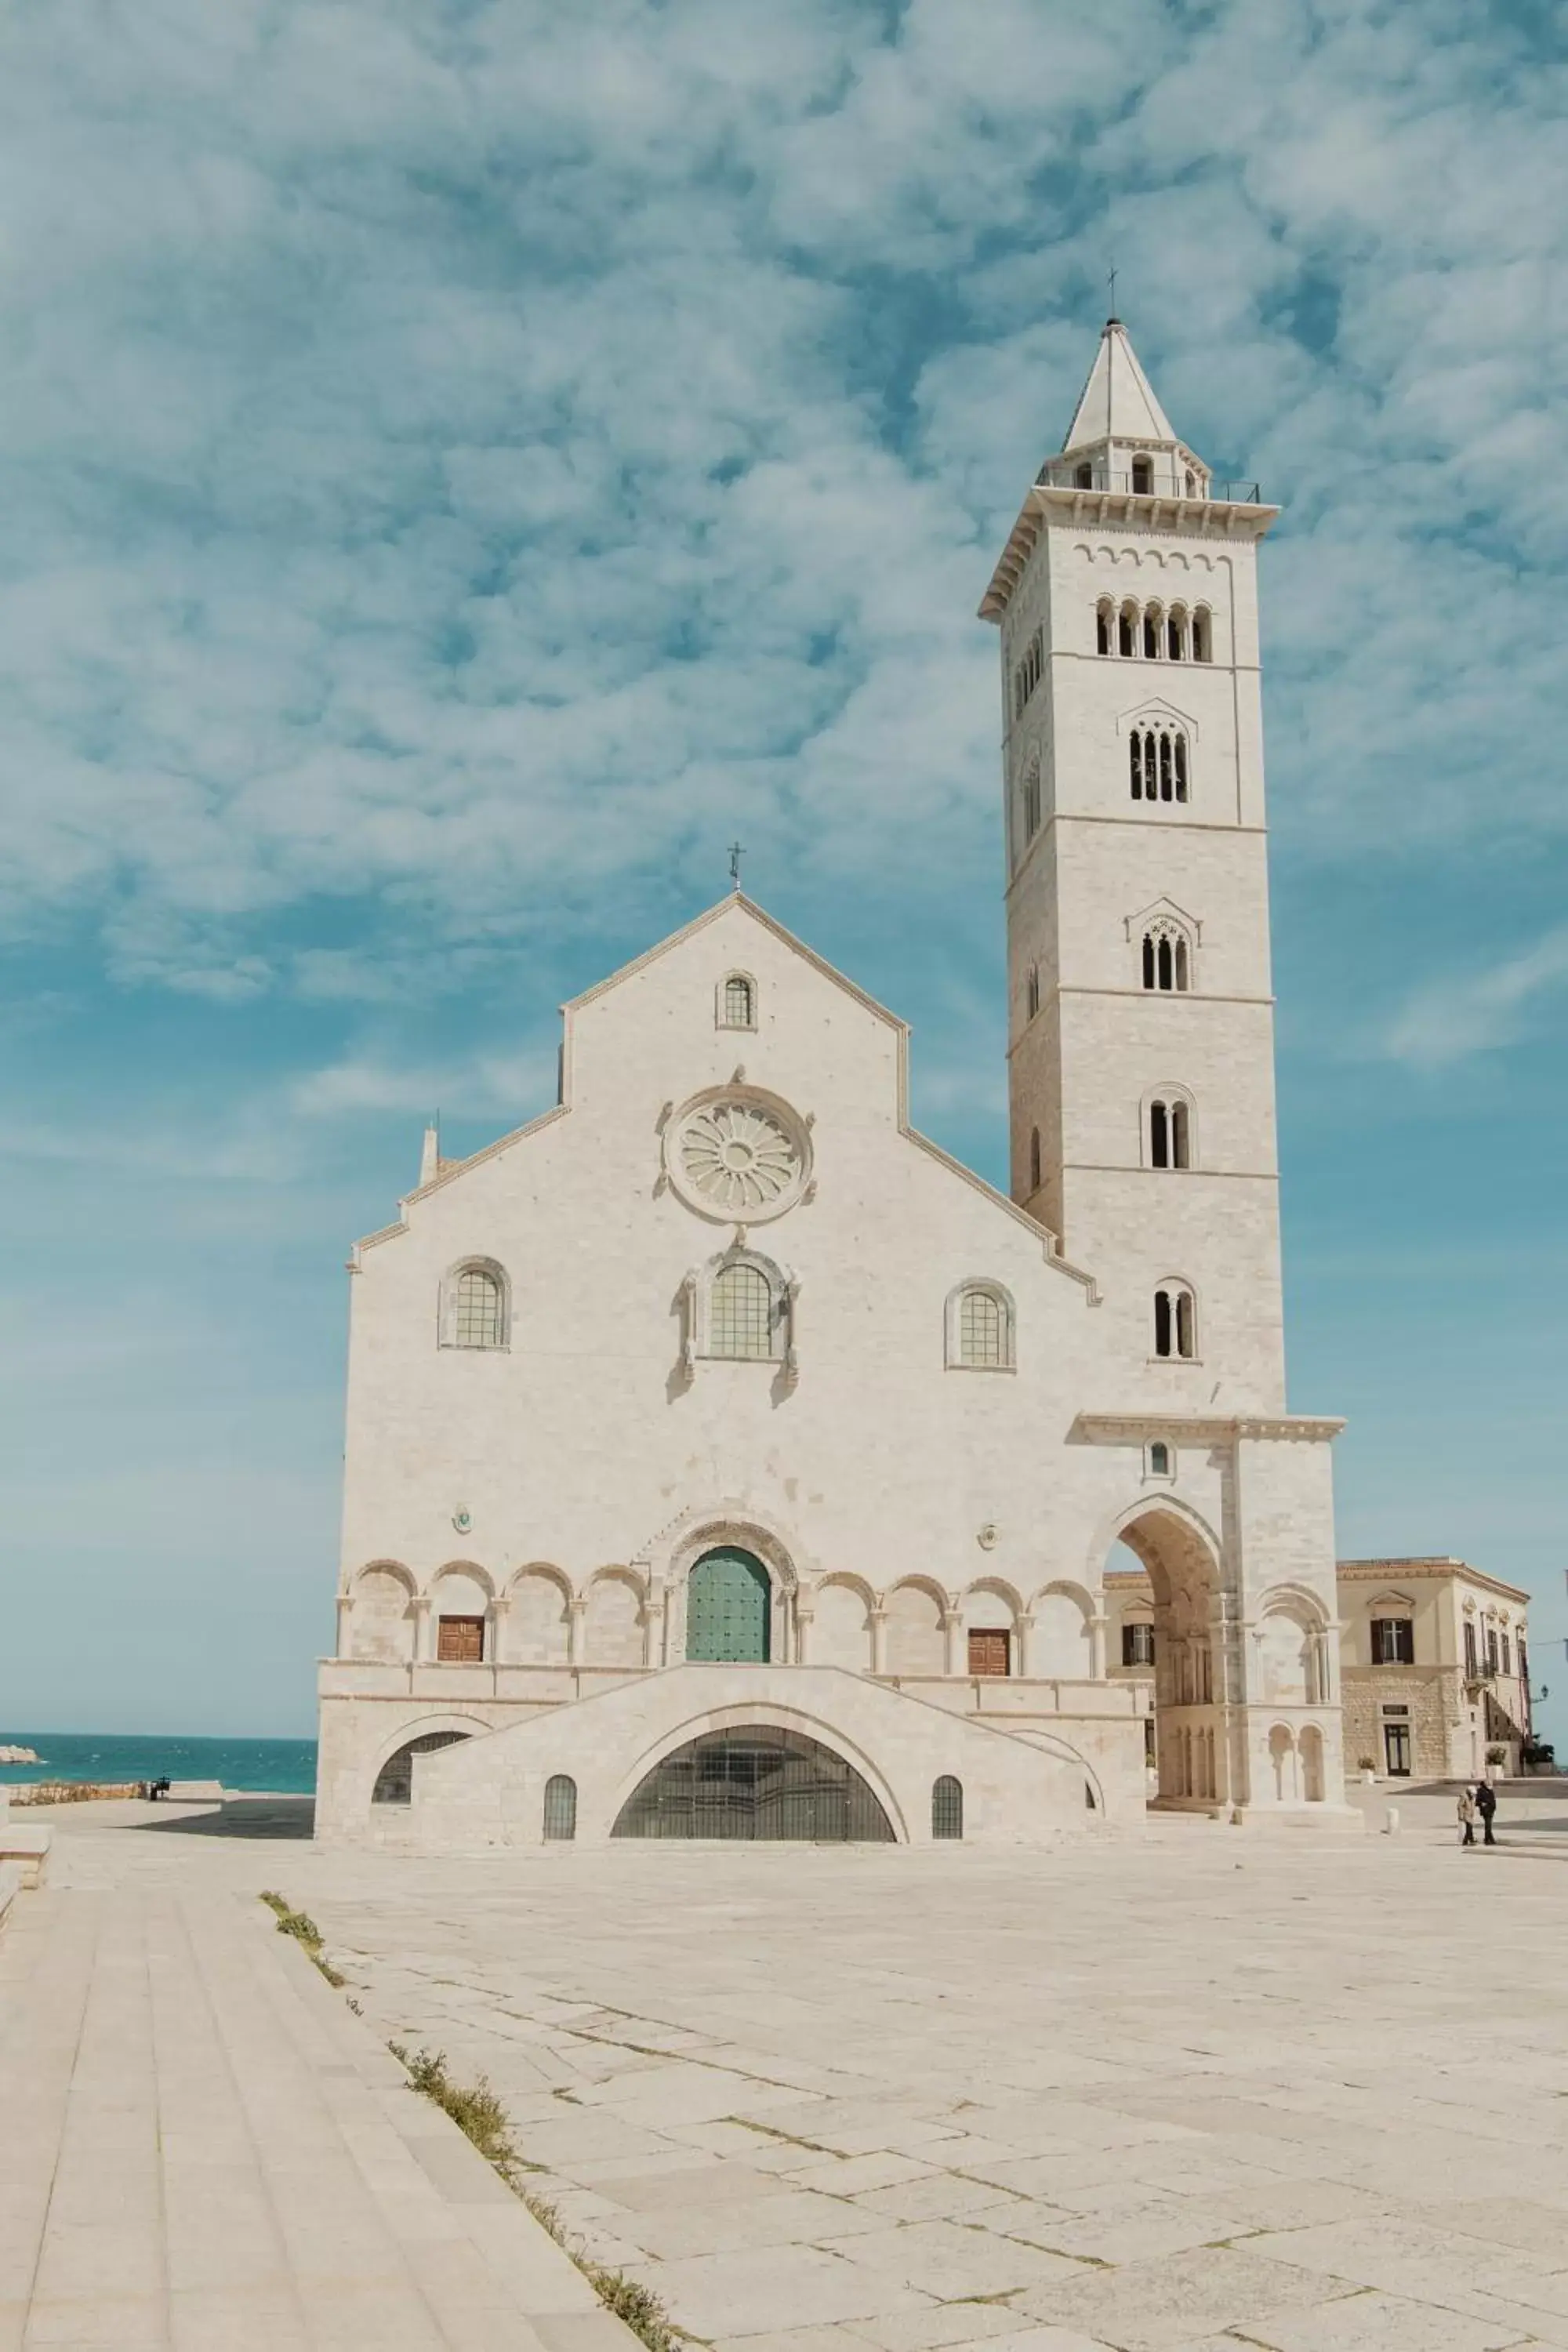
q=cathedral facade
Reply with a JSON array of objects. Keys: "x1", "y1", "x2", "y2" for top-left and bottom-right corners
[{"x1": 314, "y1": 321, "x2": 1347, "y2": 1849}]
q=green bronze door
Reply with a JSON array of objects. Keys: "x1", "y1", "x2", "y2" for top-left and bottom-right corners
[{"x1": 686, "y1": 1548, "x2": 771, "y2": 1663}]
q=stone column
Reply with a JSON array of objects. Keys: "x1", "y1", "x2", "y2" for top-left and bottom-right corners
[
  {"x1": 568, "y1": 1597, "x2": 588, "y2": 1668},
  {"x1": 943, "y1": 1609, "x2": 966, "y2": 1679},
  {"x1": 334, "y1": 1592, "x2": 354, "y2": 1659},
  {"x1": 1088, "y1": 1613, "x2": 1109, "y2": 1681},
  {"x1": 491, "y1": 1592, "x2": 510, "y2": 1668},
  {"x1": 869, "y1": 1608, "x2": 888, "y2": 1677},
  {"x1": 643, "y1": 1580, "x2": 665, "y2": 1668},
  {"x1": 1018, "y1": 1613, "x2": 1037, "y2": 1680},
  {"x1": 794, "y1": 1603, "x2": 813, "y2": 1667},
  {"x1": 412, "y1": 1595, "x2": 433, "y2": 1663}
]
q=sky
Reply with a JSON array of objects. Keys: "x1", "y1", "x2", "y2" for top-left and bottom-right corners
[{"x1": 1, "y1": 0, "x2": 1564, "y2": 1746}]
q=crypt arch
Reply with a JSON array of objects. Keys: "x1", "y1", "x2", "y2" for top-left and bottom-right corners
[
  {"x1": 608, "y1": 1699, "x2": 909, "y2": 1846},
  {"x1": 367, "y1": 1711, "x2": 491, "y2": 1809}
]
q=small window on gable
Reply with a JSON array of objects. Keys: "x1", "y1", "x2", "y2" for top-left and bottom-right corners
[
  {"x1": 1153, "y1": 1283, "x2": 1197, "y2": 1360},
  {"x1": 718, "y1": 972, "x2": 756, "y2": 1030},
  {"x1": 1131, "y1": 455, "x2": 1153, "y2": 495},
  {"x1": 444, "y1": 1261, "x2": 508, "y2": 1350},
  {"x1": 949, "y1": 1283, "x2": 1014, "y2": 1372}
]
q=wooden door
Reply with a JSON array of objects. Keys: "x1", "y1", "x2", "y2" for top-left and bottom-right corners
[
  {"x1": 437, "y1": 1614, "x2": 485, "y2": 1663},
  {"x1": 967, "y1": 1628, "x2": 1010, "y2": 1677}
]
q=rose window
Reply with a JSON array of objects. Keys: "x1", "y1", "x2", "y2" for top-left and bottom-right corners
[{"x1": 668, "y1": 1092, "x2": 808, "y2": 1222}]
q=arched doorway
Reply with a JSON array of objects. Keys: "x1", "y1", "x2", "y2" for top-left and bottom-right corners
[
  {"x1": 686, "y1": 1547, "x2": 771, "y2": 1662},
  {"x1": 1106, "y1": 1507, "x2": 1225, "y2": 1809},
  {"x1": 612, "y1": 1726, "x2": 894, "y2": 1841}
]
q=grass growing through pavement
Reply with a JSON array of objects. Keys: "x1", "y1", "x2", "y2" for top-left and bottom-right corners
[
  {"x1": 257, "y1": 1890, "x2": 347, "y2": 1988},
  {"x1": 390, "y1": 2045, "x2": 678, "y2": 2352}
]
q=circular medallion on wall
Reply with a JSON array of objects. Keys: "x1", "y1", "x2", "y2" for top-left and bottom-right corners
[{"x1": 665, "y1": 1087, "x2": 811, "y2": 1224}]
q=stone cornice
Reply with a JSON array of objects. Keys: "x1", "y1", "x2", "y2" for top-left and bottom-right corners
[
  {"x1": 980, "y1": 486, "x2": 1280, "y2": 624},
  {"x1": 1337, "y1": 1557, "x2": 1530, "y2": 1606},
  {"x1": 1075, "y1": 1412, "x2": 1344, "y2": 1446}
]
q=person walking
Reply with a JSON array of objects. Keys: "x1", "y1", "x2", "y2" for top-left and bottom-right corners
[
  {"x1": 1457, "y1": 1788, "x2": 1476, "y2": 1847},
  {"x1": 1475, "y1": 1777, "x2": 1498, "y2": 1847}
]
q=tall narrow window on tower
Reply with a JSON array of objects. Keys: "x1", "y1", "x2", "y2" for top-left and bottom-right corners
[
  {"x1": 1153, "y1": 1283, "x2": 1198, "y2": 1360},
  {"x1": 1012, "y1": 626, "x2": 1044, "y2": 717},
  {"x1": 1192, "y1": 606, "x2": 1213, "y2": 662},
  {"x1": 1131, "y1": 455, "x2": 1153, "y2": 494},
  {"x1": 1021, "y1": 751, "x2": 1041, "y2": 845},
  {"x1": 1025, "y1": 963, "x2": 1040, "y2": 1021},
  {"x1": 1141, "y1": 924, "x2": 1191, "y2": 993},
  {"x1": 1148, "y1": 1097, "x2": 1192, "y2": 1170},
  {"x1": 1096, "y1": 598, "x2": 1112, "y2": 655},
  {"x1": 1128, "y1": 727, "x2": 1190, "y2": 806}
]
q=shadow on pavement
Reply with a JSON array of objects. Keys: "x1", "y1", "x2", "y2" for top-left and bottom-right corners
[{"x1": 129, "y1": 1795, "x2": 316, "y2": 1839}]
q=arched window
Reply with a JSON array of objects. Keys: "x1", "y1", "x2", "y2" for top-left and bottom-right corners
[
  {"x1": 1184, "y1": 468, "x2": 1196, "y2": 496},
  {"x1": 1075, "y1": 461, "x2": 1093, "y2": 489},
  {"x1": 1141, "y1": 924, "x2": 1190, "y2": 993},
  {"x1": 1131, "y1": 455, "x2": 1153, "y2": 495},
  {"x1": 1192, "y1": 607, "x2": 1212, "y2": 662},
  {"x1": 1096, "y1": 598, "x2": 1112, "y2": 656},
  {"x1": 948, "y1": 1283, "x2": 1015, "y2": 1371},
  {"x1": 1118, "y1": 601, "x2": 1137, "y2": 658},
  {"x1": 1167, "y1": 604, "x2": 1188, "y2": 661},
  {"x1": 1142, "y1": 604, "x2": 1161, "y2": 659},
  {"x1": 1029, "y1": 1127, "x2": 1042, "y2": 1192},
  {"x1": 710, "y1": 1262, "x2": 775, "y2": 1360},
  {"x1": 1147, "y1": 1441, "x2": 1171, "y2": 1478},
  {"x1": 441, "y1": 1261, "x2": 509, "y2": 1350},
  {"x1": 1012, "y1": 626, "x2": 1044, "y2": 719},
  {"x1": 1153, "y1": 1283, "x2": 1197, "y2": 1360},
  {"x1": 1148, "y1": 1097, "x2": 1191, "y2": 1169},
  {"x1": 718, "y1": 972, "x2": 756, "y2": 1030},
  {"x1": 543, "y1": 1774, "x2": 578, "y2": 1841},
  {"x1": 932, "y1": 1776, "x2": 964, "y2": 1838}
]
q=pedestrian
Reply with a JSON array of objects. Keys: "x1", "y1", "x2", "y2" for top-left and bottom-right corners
[
  {"x1": 1475, "y1": 1777, "x2": 1498, "y2": 1847},
  {"x1": 1457, "y1": 1788, "x2": 1476, "y2": 1847}
]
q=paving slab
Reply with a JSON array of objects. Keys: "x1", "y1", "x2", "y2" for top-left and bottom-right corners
[{"x1": 20, "y1": 1783, "x2": 1568, "y2": 2350}]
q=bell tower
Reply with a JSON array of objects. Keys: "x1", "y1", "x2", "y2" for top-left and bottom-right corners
[{"x1": 981, "y1": 319, "x2": 1287, "y2": 1413}]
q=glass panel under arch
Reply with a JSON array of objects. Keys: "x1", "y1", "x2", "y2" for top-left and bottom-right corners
[{"x1": 612, "y1": 1726, "x2": 895, "y2": 1842}]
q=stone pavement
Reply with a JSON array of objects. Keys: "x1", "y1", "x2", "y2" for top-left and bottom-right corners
[
  {"x1": 16, "y1": 1784, "x2": 1568, "y2": 2350},
  {"x1": 0, "y1": 1840, "x2": 640, "y2": 2350}
]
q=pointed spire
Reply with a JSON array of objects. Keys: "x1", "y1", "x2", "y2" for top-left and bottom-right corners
[{"x1": 1062, "y1": 318, "x2": 1178, "y2": 453}]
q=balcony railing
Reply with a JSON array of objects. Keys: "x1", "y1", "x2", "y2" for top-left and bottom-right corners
[{"x1": 1038, "y1": 467, "x2": 1264, "y2": 504}]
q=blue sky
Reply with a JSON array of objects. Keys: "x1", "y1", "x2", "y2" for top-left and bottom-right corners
[{"x1": 2, "y1": 0, "x2": 1564, "y2": 1744}]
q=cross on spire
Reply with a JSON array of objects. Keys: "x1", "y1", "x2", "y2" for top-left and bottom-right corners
[{"x1": 728, "y1": 840, "x2": 745, "y2": 890}]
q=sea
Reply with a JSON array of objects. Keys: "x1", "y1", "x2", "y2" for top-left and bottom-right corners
[{"x1": 0, "y1": 1732, "x2": 317, "y2": 1795}]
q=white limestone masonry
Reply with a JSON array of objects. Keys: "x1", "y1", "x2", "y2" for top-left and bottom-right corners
[{"x1": 318, "y1": 320, "x2": 1348, "y2": 1846}]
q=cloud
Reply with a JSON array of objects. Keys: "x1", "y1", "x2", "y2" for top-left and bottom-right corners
[
  {"x1": 0, "y1": 0, "x2": 1560, "y2": 1007},
  {"x1": 287, "y1": 1047, "x2": 555, "y2": 1122},
  {"x1": 1384, "y1": 927, "x2": 1568, "y2": 1069}
]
